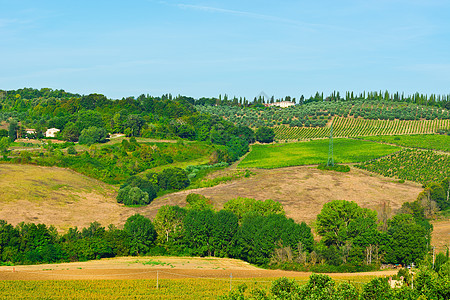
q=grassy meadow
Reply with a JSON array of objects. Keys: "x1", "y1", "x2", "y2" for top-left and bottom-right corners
[
  {"x1": 239, "y1": 138, "x2": 400, "y2": 169},
  {"x1": 361, "y1": 134, "x2": 450, "y2": 152}
]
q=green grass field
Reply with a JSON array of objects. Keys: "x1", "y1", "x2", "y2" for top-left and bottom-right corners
[
  {"x1": 239, "y1": 139, "x2": 400, "y2": 169},
  {"x1": 361, "y1": 134, "x2": 450, "y2": 152}
]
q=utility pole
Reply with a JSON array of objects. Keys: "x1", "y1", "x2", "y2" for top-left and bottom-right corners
[
  {"x1": 327, "y1": 120, "x2": 334, "y2": 167},
  {"x1": 432, "y1": 246, "x2": 435, "y2": 269}
]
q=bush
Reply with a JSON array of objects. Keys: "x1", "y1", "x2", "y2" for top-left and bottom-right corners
[
  {"x1": 157, "y1": 167, "x2": 190, "y2": 190},
  {"x1": 67, "y1": 146, "x2": 77, "y2": 155},
  {"x1": 117, "y1": 186, "x2": 150, "y2": 205}
]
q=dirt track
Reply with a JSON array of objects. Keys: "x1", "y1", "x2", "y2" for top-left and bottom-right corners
[{"x1": 0, "y1": 256, "x2": 397, "y2": 281}]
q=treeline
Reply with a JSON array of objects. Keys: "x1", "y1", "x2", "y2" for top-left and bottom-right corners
[{"x1": 207, "y1": 90, "x2": 450, "y2": 109}]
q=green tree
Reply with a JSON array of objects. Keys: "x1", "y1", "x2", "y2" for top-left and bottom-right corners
[
  {"x1": 316, "y1": 200, "x2": 376, "y2": 247},
  {"x1": 255, "y1": 126, "x2": 275, "y2": 143},
  {"x1": 62, "y1": 122, "x2": 80, "y2": 142},
  {"x1": 182, "y1": 209, "x2": 215, "y2": 256},
  {"x1": 124, "y1": 214, "x2": 156, "y2": 255},
  {"x1": 124, "y1": 114, "x2": 145, "y2": 136},
  {"x1": 157, "y1": 167, "x2": 190, "y2": 190},
  {"x1": 153, "y1": 205, "x2": 186, "y2": 245},
  {"x1": 0, "y1": 137, "x2": 10, "y2": 154},
  {"x1": 8, "y1": 119, "x2": 18, "y2": 142},
  {"x1": 386, "y1": 214, "x2": 428, "y2": 264},
  {"x1": 78, "y1": 126, "x2": 108, "y2": 145}
]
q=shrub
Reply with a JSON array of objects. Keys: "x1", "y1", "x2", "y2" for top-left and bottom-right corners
[
  {"x1": 157, "y1": 167, "x2": 190, "y2": 190},
  {"x1": 67, "y1": 146, "x2": 77, "y2": 155},
  {"x1": 117, "y1": 186, "x2": 150, "y2": 205}
]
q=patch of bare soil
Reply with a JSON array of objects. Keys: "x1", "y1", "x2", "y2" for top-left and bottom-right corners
[
  {"x1": 431, "y1": 219, "x2": 450, "y2": 252},
  {"x1": 147, "y1": 166, "x2": 422, "y2": 226},
  {"x1": 0, "y1": 256, "x2": 397, "y2": 281}
]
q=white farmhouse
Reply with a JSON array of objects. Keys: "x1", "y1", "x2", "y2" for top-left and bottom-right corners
[
  {"x1": 45, "y1": 128, "x2": 60, "y2": 138},
  {"x1": 264, "y1": 101, "x2": 295, "y2": 108}
]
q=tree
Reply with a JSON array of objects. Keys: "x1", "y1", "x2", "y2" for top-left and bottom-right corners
[
  {"x1": 255, "y1": 126, "x2": 275, "y2": 143},
  {"x1": 153, "y1": 205, "x2": 186, "y2": 245},
  {"x1": 235, "y1": 214, "x2": 313, "y2": 265},
  {"x1": 386, "y1": 214, "x2": 428, "y2": 264},
  {"x1": 8, "y1": 120, "x2": 18, "y2": 142},
  {"x1": 124, "y1": 114, "x2": 145, "y2": 136},
  {"x1": 157, "y1": 167, "x2": 190, "y2": 190},
  {"x1": 0, "y1": 137, "x2": 10, "y2": 154},
  {"x1": 62, "y1": 122, "x2": 80, "y2": 142},
  {"x1": 123, "y1": 214, "x2": 156, "y2": 255},
  {"x1": 75, "y1": 110, "x2": 104, "y2": 131},
  {"x1": 182, "y1": 209, "x2": 215, "y2": 256},
  {"x1": 78, "y1": 126, "x2": 108, "y2": 145},
  {"x1": 316, "y1": 200, "x2": 376, "y2": 247},
  {"x1": 210, "y1": 210, "x2": 239, "y2": 257},
  {"x1": 116, "y1": 186, "x2": 150, "y2": 205}
]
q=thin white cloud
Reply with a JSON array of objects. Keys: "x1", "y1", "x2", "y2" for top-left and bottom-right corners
[{"x1": 176, "y1": 3, "x2": 323, "y2": 32}]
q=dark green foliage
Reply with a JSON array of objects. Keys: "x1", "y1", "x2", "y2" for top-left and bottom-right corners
[
  {"x1": 78, "y1": 126, "x2": 108, "y2": 145},
  {"x1": 61, "y1": 122, "x2": 80, "y2": 142},
  {"x1": 0, "y1": 129, "x2": 8, "y2": 137},
  {"x1": 182, "y1": 209, "x2": 215, "y2": 256},
  {"x1": 124, "y1": 176, "x2": 158, "y2": 199},
  {"x1": 385, "y1": 214, "x2": 429, "y2": 265},
  {"x1": 316, "y1": 200, "x2": 377, "y2": 247},
  {"x1": 157, "y1": 167, "x2": 190, "y2": 190},
  {"x1": 234, "y1": 214, "x2": 314, "y2": 265},
  {"x1": 8, "y1": 119, "x2": 17, "y2": 141},
  {"x1": 123, "y1": 214, "x2": 156, "y2": 255},
  {"x1": 117, "y1": 175, "x2": 158, "y2": 205},
  {"x1": 67, "y1": 146, "x2": 77, "y2": 155},
  {"x1": 255, "y1": 126, "x2": 275, "y2": 143},
  {"x1": 360, "y1": 277, "x2": 391, "y2": 300},
  {"x1": 117, "y1": 186, "x2": 150, "y2": 205}
]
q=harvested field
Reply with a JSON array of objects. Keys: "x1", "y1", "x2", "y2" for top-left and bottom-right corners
[{"x1": 0, "y1": 256, "x2": 397, "y2": 281}]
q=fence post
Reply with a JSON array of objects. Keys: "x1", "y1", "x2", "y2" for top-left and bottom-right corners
[{"x1": 230, "y1": 273, "x2": 232, "y2": 291}]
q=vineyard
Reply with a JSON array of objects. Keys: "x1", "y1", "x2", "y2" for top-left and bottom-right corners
[
  {"x1": 274, "y1": 118, "x2": 450, "y2": 140},
  {"x1": 357, "y1": 149, "x2": 450, "y2": 184}
]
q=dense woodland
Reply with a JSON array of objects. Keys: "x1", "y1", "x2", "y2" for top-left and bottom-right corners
[{"x1": 0, "y1": 88, "x2": 449, "y2": 281}]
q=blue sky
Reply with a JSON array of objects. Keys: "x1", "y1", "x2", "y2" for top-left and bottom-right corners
[{"x1": 1, "y1": 0, "x2": 449, "y2": 100}]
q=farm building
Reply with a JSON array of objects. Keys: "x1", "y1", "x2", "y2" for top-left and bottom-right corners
[
  {"x1": 264, "y1": 101, "x2": 295, "y2": 108},
  {"x1": 45, "y1": 128, "x2": 60, "y2": 137}
]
